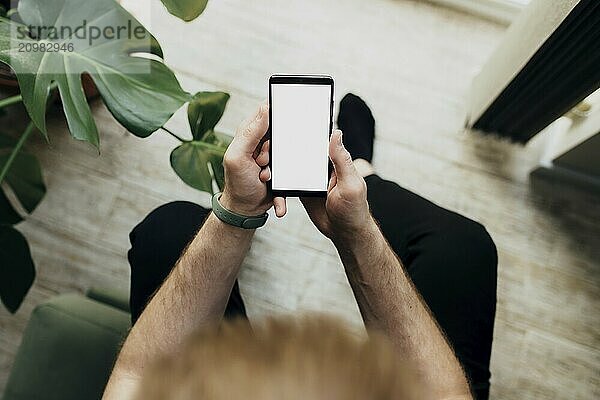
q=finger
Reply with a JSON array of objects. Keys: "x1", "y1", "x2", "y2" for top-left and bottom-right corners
[
  {"x1": 252, "y1": 135, "x2": 267, "y2": 159},
  {"x1": 233, "y1": 102, "x2": 269, "y2": 154},
  {"x1": 255, "y1": 140, "x2": 270, "y2": 167},
  {"x1": 259, "y1": 166, "x2": 271, "y2": 182},
  {"x1": 273, "y1": 196, "x2": 287, "y2": 218},
  {"x1": 329, "y1": 129, "x2": 356, "y2": 181}
]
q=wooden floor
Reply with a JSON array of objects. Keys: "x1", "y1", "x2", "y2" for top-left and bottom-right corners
[{"x1": 2, "y1": 0, "x2": 599, "y2": 398}]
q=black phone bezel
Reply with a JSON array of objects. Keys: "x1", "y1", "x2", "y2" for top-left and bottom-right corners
[{"x1": 268, "y1": 74, "x2": 334, "y2": 198}]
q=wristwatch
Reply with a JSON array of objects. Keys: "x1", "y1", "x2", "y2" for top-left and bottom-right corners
[{"x1": 211, "y1": 192, "x2": 269, "y2": 229}]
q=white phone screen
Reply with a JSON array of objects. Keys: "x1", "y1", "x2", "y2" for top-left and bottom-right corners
[{"x1": 270, "y1": 83, "x2": 332, "y2": 192}]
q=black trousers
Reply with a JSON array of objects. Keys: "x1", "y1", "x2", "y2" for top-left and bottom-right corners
[{"x1": 128, "y1": 175, "x2": 497, "y2": 399}]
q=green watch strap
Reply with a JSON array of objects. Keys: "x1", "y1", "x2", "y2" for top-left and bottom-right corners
[{"x1": 211, "y1": 192, "x2": 268, "y2": 229}]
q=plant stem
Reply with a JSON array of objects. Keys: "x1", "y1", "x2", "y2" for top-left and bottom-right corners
[
  {"x1": 0, "y1": 121, "x2": 36, "y2": 184},
  {"x1": 0, "y1": 93, "x2": 23, "y2": 109},
  {"x1": 161, "y1": 126, "x2": 186, "y2": 142}
]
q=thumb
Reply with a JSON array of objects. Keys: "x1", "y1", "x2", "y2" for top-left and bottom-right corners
[
  {"x1": 329, "y1": 129, "x2": 355, "y2": 180},
  {"x1": 234, "y1": 102, "x2": 269, "y2": 154}
]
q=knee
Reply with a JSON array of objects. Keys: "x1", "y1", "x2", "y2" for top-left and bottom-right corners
[
  {"x1": 442, "y1": 214, "x2": 498, "y2": 278},
  {"x1": 130, "y1": 201, "x2": 209, "y2": 240},
  {"x1": 460, "y1": 218, "x2": 497, "y2": 263},
  {"x1": 128, "y1": 201, "x2": 210, "y2": 266}
]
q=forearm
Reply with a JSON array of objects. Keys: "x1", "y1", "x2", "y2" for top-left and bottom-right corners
[
  {"x1": 103, "y1": 213, "x2": 253, "y2": 399},
  {"x1": 334, "y1": 219, "x2": 471, "y2": 399}
]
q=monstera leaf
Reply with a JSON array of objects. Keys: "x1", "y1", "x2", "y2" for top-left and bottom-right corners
[
  {"x1": 170, "y1": 140, "x2": 224, "y2": 193},
  {"x1": 0, "y1": 131, "x2": 15, "y2": 148},
  {"x1": 160, "y1": 0, "x2": 209, "y2": 22},
  {"x1": 170, "y1": 91, "x2": 232, "y2": 193},
  {"x1": 188, "y1": 91, "x2": 230, "y2": 140},
  {"x1": 0, "y1": 0, "x2": 191, "y2": 148},
  {"x1": 0, "y1": 151, "x2": 45, "y2": 213},
  {"x1": 0, "y1": 130, "x2": 45, "y2": 219},
  {"x1": 0, "y1": 138, "x2": 44, "y2": 313},
  {"x1": 0, "y1": 188, "x2": 22, "y2": 225},
  {"x1": 202, "y1": 130, "x2": 232, "y2": 190},
  {"x1": 0, "y1": 225, "x2": 35, "y2": 313},
  {"x1": 0, "y1": 134, "x2": 22, "y2": 236}
]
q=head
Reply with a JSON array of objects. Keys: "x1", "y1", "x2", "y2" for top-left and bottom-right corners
[{"x1": 134, "y1": 315, "x2": 424, "y2": 400}]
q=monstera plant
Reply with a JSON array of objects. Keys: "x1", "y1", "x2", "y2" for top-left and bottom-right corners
[{"x1": 0, "y1": 0, "x2": 230, "y2": 312}]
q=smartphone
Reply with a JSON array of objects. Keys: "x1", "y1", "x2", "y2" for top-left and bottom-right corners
[{"x1": 268, "y1": 74, "x2": 334, "y2": 197}]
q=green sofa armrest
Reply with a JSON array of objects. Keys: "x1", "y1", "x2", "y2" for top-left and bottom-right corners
[
  {"x1": 3, "y1": 294, "x2": 131, "y2": 400},
  {"x1": 86, "y1": 287, "x2": 130, "y2": 313}
]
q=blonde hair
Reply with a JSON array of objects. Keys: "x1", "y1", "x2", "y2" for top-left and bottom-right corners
[{"x1": 134, "y1": 315, "x2": 423, "y2": 400}]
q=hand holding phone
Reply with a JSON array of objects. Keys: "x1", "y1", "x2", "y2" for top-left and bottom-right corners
[
  {"x1": 269, "y1": 75, "x2": 334, "y2": 197},
  {"x1": 301, "y1": 129, "x2": 372, "y2": 242},
  {"x1": 215, "y1": 102, "x2": 289, "y2": 220}
]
